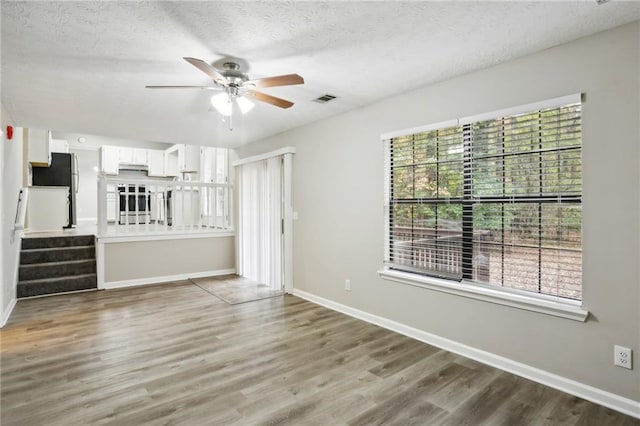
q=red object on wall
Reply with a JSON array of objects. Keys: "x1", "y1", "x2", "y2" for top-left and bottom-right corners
[{"x1": 6, "y1": 125, "x2": 13, "y2": 140}]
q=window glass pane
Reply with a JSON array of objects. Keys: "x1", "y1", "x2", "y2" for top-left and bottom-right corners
[
  {"x1": 438, "y1": 161, "x2": 463, "y2": 198},
  {"x1": 473, "y1": 158, "x2": 503, "y2": 197},
  {"x1": 392, "y1": 204, "x2": 413, "y2": 228},
  {"x1": 541, "y1": 248, "x2": 581, "y2": 300},
  {"x1": 541, "y1": 149, "x2": 581, "y2": 195},
  {"x1": 414, "y1": 165, "x2": 437, "y2": 198},
  {"x1": 391, "y1": 136, "x2": 415, "y2": 167},
  {"x1": 504, "y1": 154, "x2": 541, "y2": 196},
  {"x1": 392, "y1": 166, "x2": 414, "y2": 199}
]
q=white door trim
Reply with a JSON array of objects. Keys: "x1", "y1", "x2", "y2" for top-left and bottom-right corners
[
  {"x1": 282, "y1": 152, "x2": 294, "y2": 294},
  {"x1": 233, "y1": 148, "x2": 295, "y2": 293},
  {"x1": 232, "y1": 146, "x2": 296, "y2": 167}
]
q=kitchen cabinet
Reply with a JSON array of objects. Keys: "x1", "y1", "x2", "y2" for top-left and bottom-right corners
[
  {"x1": 50, "y1": 139, "x2": 69, "y2": 153},
  {"x1": 165, "y1": 144, "x2": 200, "y2": 177},
  {"x1": 101, "y1": 146, "x2": 120, "y2": 175},
  {"x1": 27, "y1": 128, "x2": 52, "y2": 167},
  {"x1": 183, "y1": 145, "x2": 200, "y2": 173},
  {"x1": 119, "y1": 147, "x2": 147, "y2": 165},
  {"x1": 164, "y1": 147, "x2": 179, "y2": 177},
  {"x1": 100, "y1": 144, "x2": 203, "y2": 177},
  {"x1": 147, "y1": 149, "x2": 165, "y2": 177}
]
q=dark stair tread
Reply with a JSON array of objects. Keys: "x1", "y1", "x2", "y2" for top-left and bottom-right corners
[
  {"x1": 21, "y1": 235, "x2": 95, "y2": 250},
  {"x1": 19, "y1": 258, "x2": 96, "y2": 269},
  {"x1": 21, "y1": 245, "x2": 95, "y2": 253},
  {"x1": 18, "y1": 273, "x2": 97, "y2": 286},
  {"x1": 18, "y1": 274, "x2": 97, "y2": 298},
  {"x1": 20, "y1": 246, "x2": 96, "y2": 264}
]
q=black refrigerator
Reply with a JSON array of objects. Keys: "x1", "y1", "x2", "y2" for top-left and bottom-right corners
[{"x1": 32, "y1": 152, "x2": 78, "y2": 228}]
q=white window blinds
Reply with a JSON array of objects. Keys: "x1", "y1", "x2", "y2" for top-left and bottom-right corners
[{"x1": 384, "y1": 97, "x2": 582, "y2": 300}]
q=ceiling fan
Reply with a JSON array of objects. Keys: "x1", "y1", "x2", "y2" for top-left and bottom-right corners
[{"x1": 146, "y1": 57, "x2": 304, "y2": 118}]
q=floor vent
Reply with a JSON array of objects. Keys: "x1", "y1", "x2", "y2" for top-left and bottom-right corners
[{"x1": 313, "y1": 94, "x2": 338, "y2": 104}]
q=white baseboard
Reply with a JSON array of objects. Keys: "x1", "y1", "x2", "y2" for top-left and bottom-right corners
[
  {"x1": 103, "y1": 269, "x2": 236, "y2": 290},
  {"x1": 292, "y1": 289, "x2": 640, "y2": 419},
  {"x1": 1, "y1": 298, "x2": 17, "y2": 328}
]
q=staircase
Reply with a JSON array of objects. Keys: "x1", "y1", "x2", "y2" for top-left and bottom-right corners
[{"x1": 18, "y1": 235, "x2": 97, "y2": 298}]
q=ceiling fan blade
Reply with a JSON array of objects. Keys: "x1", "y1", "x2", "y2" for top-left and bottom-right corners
[
  {"x1": 145, "y1": 85, "x2": 219, "y2": 90},
  {"x1": 246, "y1": 90, "x2": 294, "y2": 109},
  {"x1": 245, "y1": 73, "x2": 304, "y2": 89},
  {"x1": 183, "y1": 57, "x2": 226, "y2": 82}
]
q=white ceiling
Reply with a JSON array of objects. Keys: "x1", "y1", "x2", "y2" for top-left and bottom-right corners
[{"x1": 2, "y1": 1, "x2": 639, "y2": 148}]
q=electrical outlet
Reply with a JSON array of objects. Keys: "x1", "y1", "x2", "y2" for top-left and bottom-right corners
[
  {"x1": 344, "y1": 279, "x2": 351, "y2": 291},
  {"x1": 614, "y1": 345, "x2": 632, "y2": 370}
]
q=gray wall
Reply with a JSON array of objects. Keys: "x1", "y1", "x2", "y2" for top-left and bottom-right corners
[
  {"x1": 236, "y1": 22, "x2": 640, "y2": 401},
  {"x1": 1, "y1": 103, "x2": 23, "y2": 323},
  {"x1": 104, "y1": 236, "x2": 234, "y2": 283}
]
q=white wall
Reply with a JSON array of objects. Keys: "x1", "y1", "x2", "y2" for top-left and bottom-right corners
[
  {"x1": 0, "y1": 106, "x2": 5, "y2": 323},
  {"x1": 236, "y1": 22, "x2": 640, "y2": 403},
  {"x1": 1, "y1": 103, "x2": 23, "y2": 326}
]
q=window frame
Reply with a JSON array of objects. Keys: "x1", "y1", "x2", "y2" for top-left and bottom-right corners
[{"x1": 380, "y1": 94, "x2": 588, "y2": 322}]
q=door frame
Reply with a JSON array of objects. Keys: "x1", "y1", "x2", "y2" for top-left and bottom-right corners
[{"x1": 233, "y1": 146, "x2": 295, "y2": 293}]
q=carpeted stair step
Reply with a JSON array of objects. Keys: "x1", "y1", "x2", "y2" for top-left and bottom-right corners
[
  {"x1": 19, "y1": 259, "x2": 96, "y2": 281},
  {"x1": 20, "y1": 245, "x2": 95, "y2": 265},
  {"x1": 21, "y1": 235, "x2": 95, "y2": 250},
  {"x1": 17, "y1": 274, "x2": 97, "y2": 298}
]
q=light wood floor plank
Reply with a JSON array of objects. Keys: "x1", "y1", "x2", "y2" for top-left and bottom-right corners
[{"x1": 1, "y1": 280, "x2": 638, "y2": 425}]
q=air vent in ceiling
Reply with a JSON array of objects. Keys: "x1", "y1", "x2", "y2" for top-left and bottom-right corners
[{"x1": 313, "y1": 94, "x2": 338, "y2": 104}]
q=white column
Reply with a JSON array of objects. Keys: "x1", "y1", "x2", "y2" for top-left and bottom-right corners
[{"x1": 97, "y1": 174, "x2": 107, "y2": 235}]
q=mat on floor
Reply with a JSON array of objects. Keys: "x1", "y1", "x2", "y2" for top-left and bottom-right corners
[{"x1": 190, "y1": 275, "x2": 283, "y2": 305}]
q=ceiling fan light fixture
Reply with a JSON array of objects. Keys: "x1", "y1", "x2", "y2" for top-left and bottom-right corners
[
  {"x1": 211, "y1": 93, "x2": 232, "y2": 116},
  {"x1": 236, "y1": 96, "x2": 255, "y2": 114}
]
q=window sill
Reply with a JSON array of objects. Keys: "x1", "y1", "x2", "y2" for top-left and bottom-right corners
[{"x1": 378, "y1": 269, "x2": 589, "y2": 322}]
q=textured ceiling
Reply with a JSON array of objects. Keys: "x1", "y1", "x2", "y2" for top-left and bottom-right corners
[{"x1": 2, "y1": 1, "x2": 639, "y2": 148}]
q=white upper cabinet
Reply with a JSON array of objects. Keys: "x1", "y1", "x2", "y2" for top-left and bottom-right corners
[
  {"x1": 133, "y1": 148, "x2": 148, "y2": 165},
  {"x1": 164, "y1": 144, "x2": 201, "y2": 177},
  {"x1": 26, "y1": 128, "x2": 52, "y2": 167},
  {"x1": 164, "y1": 145, "x2": 180, "y2": 177},
  {"x1": 99, "y1": 143, "x2": 205, "y2": 178},
  {"x1": 118, "y1": 148, "x2": 133, "y2": 164},
  {"x1": 50, "y1": 139, "x2": 69, "y2": 153},
  {"x1": 182, "y1": 145, "x2": 200, "y2": 173},
  {"x1": 101, "y1": 146, "x2": 120, "y2": 175},
  {"x1": 147, "y1": 149, "x2": 165, "y2": 177},
  {"x1": 118, "y1": 148, "x2": 147, "y2": 165}
]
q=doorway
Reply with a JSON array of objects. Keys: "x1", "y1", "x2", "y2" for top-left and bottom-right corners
[{"x1": 235, "y1": 148, "x2": 294, "y2": 292}]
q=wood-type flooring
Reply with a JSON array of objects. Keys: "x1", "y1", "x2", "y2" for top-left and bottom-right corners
[{"x1": 1, "y1": 280, "x2": 638, "y2": 425}]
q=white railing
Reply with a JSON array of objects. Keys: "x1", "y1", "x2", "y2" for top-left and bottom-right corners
[
  {"x1": 12, "y1": 188, "x2": 28, "y2": 242},
  {"x1": 97, "y1": 176, "x2": 233, "y2": 235}
]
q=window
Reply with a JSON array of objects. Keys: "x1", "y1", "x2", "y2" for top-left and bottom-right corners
[
  {"x1": 383, "y1": 95, "x2": 582, "y2": 302},
  {"x1": 201, "y1": 147, "x2": 232, "y2": 229}
]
